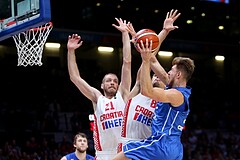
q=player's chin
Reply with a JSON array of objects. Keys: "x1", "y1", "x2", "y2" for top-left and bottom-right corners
[
  {"x1": 108, "y1": 88, "x2": 117, "y2": 93},
  {"x1": 77, "y1": 148, "x2": 87, "y2": 153}
]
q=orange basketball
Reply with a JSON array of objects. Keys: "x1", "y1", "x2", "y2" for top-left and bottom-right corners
[{"x1": 134, "y1": 29, "x2": 160, "y2": 52}]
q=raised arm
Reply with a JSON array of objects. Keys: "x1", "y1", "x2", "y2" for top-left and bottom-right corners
[
  {"x1": 158, "y1": 9, "x2": 181, "y2": 44},
  {"x1": 128, "y1": 66, "x2": 141, "y2": 99},
  {"x1": 127, "y1": 21, "x2": 169, "y2": 86},
  {"x1": 150, "y1": 9, "x2": 181, "y2": 85},
  {"x1": 112, "y1": 18, "x2": 132, "y2": 102},
  {"x1": 137, "y1": 39, "x2": 154, "y2": 98},
  {"x1": 67, "y1": 34, "x2": 102, "y2": 111},
  {"x1": 138, "y1": 39, "x2": 182, "y2": 106}
]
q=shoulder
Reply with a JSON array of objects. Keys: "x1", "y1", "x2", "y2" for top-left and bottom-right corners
[
  {"x1": 62, "y1": 152, "x2": 75, "y2": 160},
  {"x1": 86, "y1": 154, "x2": 95, "y2": 159},
  {"x1": 176, "y1": 87, "x2": 192, "y2": 98},
  {"x1": 164, "y1": 88, "x2": 185, "y2": 107},
  {"x1": 115, "y1": 91, "x2": 122, "y2": 97}
]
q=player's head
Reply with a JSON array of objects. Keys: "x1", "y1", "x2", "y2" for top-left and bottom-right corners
[
  {"x1": 101, "y1": 73, "x2": 119, "y2": 97},
  {"x1": 152, "y1": 74, "x2": 166, "y2": 89},
  {"x1": 168, "y1": 57, "x2": 195, "y2": 87},
  {"x1": 73, "y1": 132, "x2": 89, "y2": 153}
]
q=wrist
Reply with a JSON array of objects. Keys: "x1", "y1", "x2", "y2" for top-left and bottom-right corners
[
  {"x1": 163, "y1": 28, "x2": 170, "y2": 32},
  {"x1": 150, "y1": 56, "x2": 157, "y2": 62}
]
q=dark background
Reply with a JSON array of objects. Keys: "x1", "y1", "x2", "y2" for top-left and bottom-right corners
[
  {"x1": 50, "y1": 0, "x2": 240, "y2": 44},
  {"x1": 0, "y1": 0, "x2": 240, "y2": 159}
]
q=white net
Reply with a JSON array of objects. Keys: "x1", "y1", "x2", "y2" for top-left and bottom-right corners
[{"x1": 12, "y1": 22, "x2": 53, "y2": 67}]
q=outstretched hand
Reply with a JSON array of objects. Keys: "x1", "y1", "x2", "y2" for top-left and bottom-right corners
[
  {"x1": 67, "y1": 34, "x2": 83, "y2": 50},
  {"x1": 163, "y1": 9, "x2": 181, "y2": 32},
  {"x1": 126, "y1": 22, "x2": 137, "y2": 43},
  {"x1": 112, "y1": 18, "x2": 130, "y2": 33}
]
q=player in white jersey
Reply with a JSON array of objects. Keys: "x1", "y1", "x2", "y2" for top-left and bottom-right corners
[
  {"x1": 118, "y1": 74, "x2": 165, "y2": 152},
  {"x1": 67, "y1": 17, "x2": 132, "y2": 160},
  {"x1": 117, "y1": 9, "x2": 181, "y2": 152},
  {"x1": 94, "y1": 91, "x2": 125, "y2": 158}
]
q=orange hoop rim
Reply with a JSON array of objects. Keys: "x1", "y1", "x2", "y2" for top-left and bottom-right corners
[{"x1": 29, "y1": 21, "x2": 53, "y2": 32}]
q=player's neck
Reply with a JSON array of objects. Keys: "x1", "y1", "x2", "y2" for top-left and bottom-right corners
[
  {"x1": 172, "y1": 79, "x2": 186, "y2": 88},
  {"x1": 75, "y1": 150, "x2": 87, "y2": 160},
  {"x1": 104, "y1": 93, "x2": 116, "y2": 99}
]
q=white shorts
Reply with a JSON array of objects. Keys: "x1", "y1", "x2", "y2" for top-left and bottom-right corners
[{"x1": 95, "y1": 150, "x2": 116, "y2": 160}]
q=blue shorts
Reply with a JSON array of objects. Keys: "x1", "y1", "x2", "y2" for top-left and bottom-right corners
[{"x1": 123, "y1": 133, "x2": 183, "y2": 160}]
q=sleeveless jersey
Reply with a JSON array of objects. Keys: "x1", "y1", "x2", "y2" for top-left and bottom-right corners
[
  {"x1": 151, "y1": 87, "x2": 191, "y2": 136},
  {"x1": 118, "y1": 93, "x2": 156, "y2": 152},
  {"x1": 123, "y1": 87, "x2": 192, "y2": 160},
  {"x1": 94, "y1": 91, "x2": 125, "y2": 160},
  {"x1": 65, "y1": 152, "x2": 95, "y2": 160}
]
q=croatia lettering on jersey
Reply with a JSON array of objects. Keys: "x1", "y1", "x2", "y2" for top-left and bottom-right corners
[
  {"x1": 121, "y1": 93, "x2": 157, "y2": 141},
  {"x1": 94, "y1": 91, "x2": 126, "y2": 156},
  {"x1": 100, "y1": 110, "x2": 124, "y2": 130},
  {"x1": 133, "y1": 104, "x2": 155, "y2": 126},
  {"x1": 118, "y1": 93, "x2": 157, "y2": 153}
]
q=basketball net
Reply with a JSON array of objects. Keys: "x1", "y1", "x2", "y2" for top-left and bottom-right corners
[{"x1": 12, "y1": 22, "x2": 53, "y2": 67}]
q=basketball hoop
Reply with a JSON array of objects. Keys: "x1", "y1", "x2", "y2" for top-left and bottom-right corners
[{"x1": 12, "y1": 22, "x2": 53, "y2": 66}]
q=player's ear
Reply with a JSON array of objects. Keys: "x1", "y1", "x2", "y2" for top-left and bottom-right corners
[
  {"x1": 176, "y1": 71, "x2": 181, "y2": 79},
  {"x1": 101, "y1": 83, "x2": 104, "y2": 89}
]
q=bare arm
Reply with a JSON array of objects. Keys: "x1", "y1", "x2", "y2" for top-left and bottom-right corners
[
  {"x1": 150, "y1": 9, "x2": 181, "y2": 85},
  {"x1": 158, "y1": 9, "x2": 181, "y2": 44},
  {"x1": 150, "y1": 45, "x2": 169, "y2": 85},
  {"x1": 112, "y1": 18, "x2": 132, "y2": 102},
  {"x1": 138, "y1": 39, "x2": 183, "y2": 107},
  {"x1": 67, "y1": 34, "x2": 102, "y2": 111},
  {"x1": 128, "y1": 66, "x2": 141, "y2": 99},
  {"x1": 127, "y1": 21, "x2": 168, "y2": 85}
]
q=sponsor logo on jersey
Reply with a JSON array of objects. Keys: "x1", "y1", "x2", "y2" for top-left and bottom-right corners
[
  {"x1": 133, "y1": 105, "x2": 154, "y2": 126},
  {"x1": 100, "y1": 111, "x2": 124, "y2": 130}
]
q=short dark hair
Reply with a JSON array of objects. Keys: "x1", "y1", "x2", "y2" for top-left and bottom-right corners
[{"x1": 102, "y1": 73, "x2": 119, "y2": 83}]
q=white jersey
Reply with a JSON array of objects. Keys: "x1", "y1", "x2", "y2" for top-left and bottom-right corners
[
  {"x1": 118, "y1": 93, "x2": 156, "y2": 152},
  {"x1": 94, "y1": 91, "x2": 125, "y2": 160}
]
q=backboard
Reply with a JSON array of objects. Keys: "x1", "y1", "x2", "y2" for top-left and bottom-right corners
[{"x1": 0, "y1": 0, "x2": 51, "y2": 41}]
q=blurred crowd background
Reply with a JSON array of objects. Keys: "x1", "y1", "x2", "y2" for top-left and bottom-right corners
[{"x1": 0, "y1": 49, "x2": 240, "y2": 159}]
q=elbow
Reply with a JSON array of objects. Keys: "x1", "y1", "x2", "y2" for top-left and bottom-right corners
[
  {"x1": 123, "y1": 58, "x2": 131, "y2": 64},
  {"x1": 69, "y1": 76, "x2": 75, "y2": 84},
  {"x1": 141, "y1": 90, "x2": 147, "y2": 97},
  {"x1": 123, "y1": 52, "x2": 132, "y2": 64},
  {"x1": 69, "y1": 74, "x2": 78, "y2": 84}
]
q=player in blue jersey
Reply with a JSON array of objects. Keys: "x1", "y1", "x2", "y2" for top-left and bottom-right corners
[
  {"x1": 117, "y1": 9, "x2": 181, "y2": 153},
  {"x1": 113, "y1": 36, "x2": 195, "y2": 159},
  {"x1": 60, "y1": 132, "x2": 95, "y2": 160}
]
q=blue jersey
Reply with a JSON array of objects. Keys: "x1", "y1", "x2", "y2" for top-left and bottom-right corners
[
  {"x1": 152, "y1": 86, "x2": 191, "y2": 136},
  {"x1": 123, "y1": 86, "x2": 191, "y2": 160},
  {"x1": 65, "y1": 152, "x2": 95, "y2": 160}
]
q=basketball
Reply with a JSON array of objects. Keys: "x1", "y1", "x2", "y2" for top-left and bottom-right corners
[{"x1": 134, "y1": 29, "x2": 160, "y2": 52}]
